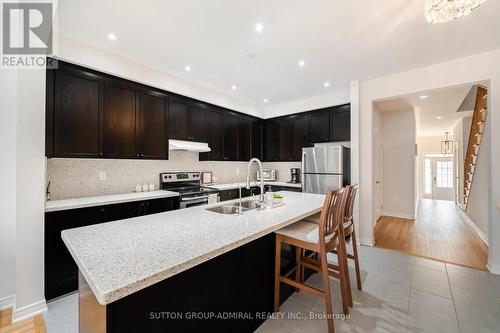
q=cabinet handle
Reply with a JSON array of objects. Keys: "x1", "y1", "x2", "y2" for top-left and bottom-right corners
[
  {"x1": 99, "y1": 152, "x2": 103, "y2": 156},
  {"x1": 136, "y1": 153, "x2": 140, "y2": 157}
]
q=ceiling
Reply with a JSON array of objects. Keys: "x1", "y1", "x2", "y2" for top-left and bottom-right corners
[
  {"x1": 375, "y1": 85, "x2": 473, "y2": 137},
  {"x1": 56, "y1": 0, "x2": 500, "y2": 108}
]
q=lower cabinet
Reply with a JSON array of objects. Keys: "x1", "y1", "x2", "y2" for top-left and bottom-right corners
[
  {"x1": 219, "y1": 185, "x2": 299, "y2": 202},
  {"x1": 270, "y1": 185, "x2": 302, "y2": 193},
  {"x1": 44, "y1": 197, "x2": 179, "y2": 300}
]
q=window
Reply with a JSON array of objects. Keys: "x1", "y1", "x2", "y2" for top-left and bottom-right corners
[
  {"x1": 424, "y1": 159, "x2": 432, "y2": 194},
  {"x1": 436, "y1": 161, "x2": 453, "y2": 188}
]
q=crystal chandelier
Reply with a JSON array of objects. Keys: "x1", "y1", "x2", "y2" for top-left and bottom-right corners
[{"x1": 425, "y1": 0, "x2": 487, "y2": 24}]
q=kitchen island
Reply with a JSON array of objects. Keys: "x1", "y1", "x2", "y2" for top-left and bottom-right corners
[{"x1": 62, "y1": 191, "x2": 325, "y2": 333}]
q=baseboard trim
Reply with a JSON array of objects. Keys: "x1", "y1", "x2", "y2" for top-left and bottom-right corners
[
  {"x1": 0, "y1": 295, "x2": 15, "y2": 310},
  {"x1": 487, "y1": 260, "x2": 500, "y2": 275},
  {"x1": 12, "y1": 299, "x2": 47, "y2": 323},
  {"x1": 382, "y1": 211, "x2": 415, "y2": 220},
  {"x1": 359, "y1": 237, "x2": 374, "y2": 246},
  {"x1": 456, "y1": 207, "x2": 488, "y2": 246}
]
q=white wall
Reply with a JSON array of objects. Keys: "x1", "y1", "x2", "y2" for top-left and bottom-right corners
[
  {"x1": 380, "y1": 109, "x2": 416, "y2": 219},
  {"x1": 56, "y1": 35, "x2": 265, "y2": 119},
  {"x1": 264, "y1": 89, "x2": 350, "y2": 118},
  {"x1": 13, "y1": 69, "x2": 47, "y2": 321},
  {"x1": 417, "y1": 135, "x2": 448, "y2": 200},
  {"x1": 351, "y1": 48, "x2": 500, "y2": 274},
  {"x1": 0, "y1": 70, "x2": 17, "y2": 309}
]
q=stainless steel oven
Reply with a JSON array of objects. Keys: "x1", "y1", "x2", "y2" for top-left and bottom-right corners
[
  {"x1": 180, "y1": 193, "x2": 219, "y2": 209},
  {"x1": 160, "y1": 172, "x2": 220, "y2": 209}
]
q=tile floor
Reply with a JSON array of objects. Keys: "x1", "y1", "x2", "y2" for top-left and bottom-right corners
[{"x1": 44, "y1": 246, "x2": 500, "y2": 333}]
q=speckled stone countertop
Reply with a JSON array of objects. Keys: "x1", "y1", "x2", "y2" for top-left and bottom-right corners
[
  {"x1": 62, "y1": 191, "x2": 324, "y2": 305},
  {"x1": 209, "y1": 181, "x2": 301, "y2": 190},
  {"x1": 45, "y1": 190, "x2": 179, "y2": 212}
]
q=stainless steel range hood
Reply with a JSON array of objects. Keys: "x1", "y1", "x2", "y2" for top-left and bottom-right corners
[{"x1": 168, "y1": 139, "x2": 211, "y2": 153}]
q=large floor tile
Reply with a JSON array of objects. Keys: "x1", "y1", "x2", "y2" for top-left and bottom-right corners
[
  {"x1": 408, "y1": 289, "x2": 455, "y2": 317},
  {"x1": 406, "y1": 306, "x2": 459, "y2": 333},
  {"x1": 339, "y1": 307, "x2": 408, "y2": 333},
  {"x1": 44, "y1": 292, "x2": 78, "y2": 333},
  {"x1": 411, "y1": 265, "x2": 452, "y2": 299},
  {"x1": 445, "y1": 263, "x2": 485, "y2": 279},
  {"x1": 414, "y1": 257, "x2": 446, "y2": 272}
]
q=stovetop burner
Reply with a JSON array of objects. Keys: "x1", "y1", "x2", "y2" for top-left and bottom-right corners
[{"x1": 159, "y1": 172, "x2": 219, "y2": 198}]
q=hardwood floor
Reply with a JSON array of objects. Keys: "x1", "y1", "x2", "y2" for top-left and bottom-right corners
[
  {"x1": 374, "y1": 199, "x2": 488, "y2": 270},
  {"x1": 0, "y1": 308, "x2": 46, "y2": 333}
]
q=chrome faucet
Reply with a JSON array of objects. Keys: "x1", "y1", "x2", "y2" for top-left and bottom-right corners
[{"x1": 246, "y1": 158, "x2": 264, "y2": 203}]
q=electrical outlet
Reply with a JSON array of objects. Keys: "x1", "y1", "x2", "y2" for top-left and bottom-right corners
[
  {"x1": 99, "y1": 171, "x2": 106, "y2": 181},
  {"x1": 236, "y1": 168, "x2": 240, "y2": 174}
]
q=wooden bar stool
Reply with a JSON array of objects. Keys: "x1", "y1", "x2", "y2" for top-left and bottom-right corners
[{"x1": 274, "y1": 189, "x2": 349, "y2": 333}]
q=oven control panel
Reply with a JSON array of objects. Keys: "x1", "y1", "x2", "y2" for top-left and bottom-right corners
[{"x1": 161, "y1": 172, "x2": 200, "y2": 183}]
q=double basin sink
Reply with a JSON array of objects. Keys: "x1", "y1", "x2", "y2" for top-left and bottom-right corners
[{"x1": 206, "y1": 200, "x2": 263, "y2": 215}]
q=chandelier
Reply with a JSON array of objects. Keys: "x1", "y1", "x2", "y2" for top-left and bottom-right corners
[
  {"x1": 425, "y1": 0, "x2": 487, "y2": 24},
  {"x1": 441, "y1": 132, "x2": 453, "y2": 154}
]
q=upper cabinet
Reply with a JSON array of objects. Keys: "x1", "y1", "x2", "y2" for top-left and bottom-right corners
[
  {"x1": 223, "y1": 112, "x2": 239, "y2": 161},
  {"x1": 138, "y1": 89, "x2": 168, "y2": 159},
  {"x1": 52, "y1": 63, "x2": 104, "y2": 158},
  {"x1": 264, "y1": 120, "x2": 280, "y2": 162},
  {"x1": 187, "y1": 103, "x2": 207, "y2": 142},
  {"x1": 103, "y1": 80, "x2": 139, "y2": 159},
  {"x1": 330, "y1": 104, "x2": 350, "y2": 142},
  {"x1": 167, "y1": 98, "x2": 207, "y2": 142},
  {"x1": 238, "y1": 116, "x2": 252, "y2": 161},
  {"x1": 308, "y1": 110, "x2": 330, "y2": 144},
  {"x1": 200, "y1": 108, "x2": 225, "y2": 161}
]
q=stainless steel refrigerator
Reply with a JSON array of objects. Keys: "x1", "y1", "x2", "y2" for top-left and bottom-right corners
[{"x1": 301, "y1": 145, "x2": 350, "y2": 194}]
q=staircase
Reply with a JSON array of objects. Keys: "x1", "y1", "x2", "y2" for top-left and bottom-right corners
[{"x1": 463, "y1": 85, "x2": 488, "y2": 210}]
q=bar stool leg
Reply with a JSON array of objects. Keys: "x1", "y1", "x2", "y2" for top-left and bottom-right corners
[
  {"x1": 336, "y1": 242, "x2": 351, "y2": 313},
  {"x1": 351, "y1": 230, "x2": 362, "y2": 290},
  {"x1": 320, "y1": 250, "x2": 335, "y2": 333},
  {"x1": 295, "y1": 246, "x2": 302, "y2": 292},
  {"x1": 274, "y1": 235, "x2": 282, "y2": 312}
]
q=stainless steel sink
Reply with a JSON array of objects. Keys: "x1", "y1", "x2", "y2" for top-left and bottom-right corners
[{"x1": 206, "y1": 201, "x2": 263, "y2": 215}]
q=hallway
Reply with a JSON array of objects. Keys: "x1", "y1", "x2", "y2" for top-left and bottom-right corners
[{"x1": 374, "y1": 199, "x2": 488, "y2": 270}]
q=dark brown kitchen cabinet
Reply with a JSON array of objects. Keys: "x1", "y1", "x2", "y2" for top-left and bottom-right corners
[
  {"x1": 251, "y1": 120, "x2": 263, "y2": 160},
  {"x1": 330, "y1": 104, "x2": 351, "y2": 142},
  {"x1": 224, "y1": 112, "x2": 239, "y2": 161},
  {"x1": 308, "y1": 110, "x2": 330, "y2": 143},
  {"x1": 264, "y1": 120, "x2": 279, "y2": 161},
  {"x1": 52, "y1": 64, "x2": 104, "y2": 158},
  {"x1": 138, "y1": 89, "x2": 168, "y2": 159},
  {"x1": 292, "y1": 115, "x2": 309, "y2": 161},
  {"x1": 238, "y1": 117, "x2": 252, "y2": 161},
  {"x1": 103, "y1": 80, "x2": 139, "y2": 158},
  {"x1": 187, "y1": 103, "x2": 207, "y2": 142},
  {"x1": 200, "y1": 108, "x2": 225, "y2": 161},
  {"x1": 278, "y1": 119, "x2": 294, "y2": 161},
  {"x1": 45, "y1": 196, "x2": 179, "y2": 300},
  {"x1": 168, "y1": 98, "x2": 189, "y2": 141}
]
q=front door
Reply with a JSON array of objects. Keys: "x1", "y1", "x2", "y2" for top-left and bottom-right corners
[{"x1": 432, "y1": 157, "x2": 454, "y2": 201}]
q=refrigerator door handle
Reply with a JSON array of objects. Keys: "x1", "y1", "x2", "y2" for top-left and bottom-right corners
[{"x1": 301, "y1": 151, "x2": 306, "y2": 192}]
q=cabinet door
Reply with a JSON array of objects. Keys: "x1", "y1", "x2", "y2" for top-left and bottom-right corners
[
  {"x1": 330, "y1": 104, "x2": 351, "y2": 142},
  {"x1": 308, "y1": 110, "x2": 330, "y2": 143},
  {"x1": 238, "y1": 117, "x2": 252, "y2": 161},
  {"x1": 200, "y1": 109, "x2": 224, "y2": 161},
  {"x1": 264, "y1": 121, "x2": 279, "y2": 161},
  {"x1": 45, "y1": 207, "x2": 106, "y2": 300},
  {"x1": 144, "y1": 197, "x2": 179, "y2": 215},
  {"x1": 279, "y1": 119, "x2": 294, "y2": 161},
  {"x1": 105, "y1": 201, "x2": 144, "y2": 221},
  {"x1": 224, "y1": 113, "x2": 239, "y2": 161},
  {"x1": 188, "y1": 103, "x2": 207, "y2": 142},
  {"x1": 168, "y1": 98, "x2": 189, "y2": 140},
  {"x1": 292, "y1": 116, "x2": 309, "y2": 161},
  {"x1": 251, "y1": 120, "x2": 263, "y2": 160},
  {"x1": 139, "y1": 90, "x2": 168, "y2": 159},
  {"x1": 54, "y1": 66, "x2": 104, "y2": 158},
  {"x1": 104, "y1": 81, "x2": 139, "y2": 158}
]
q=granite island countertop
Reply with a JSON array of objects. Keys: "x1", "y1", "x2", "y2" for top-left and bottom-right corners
[
  {"x1": 45, "y1": 190, "x2": 180, "y2": 212},
  {"x1": 61, "y1": 191, "x2": 324, "y2": 305}
]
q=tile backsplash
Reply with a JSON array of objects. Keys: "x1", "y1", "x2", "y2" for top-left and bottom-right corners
[{"x1": 47, "y1": 151, "x2": 300, "y2": 200}]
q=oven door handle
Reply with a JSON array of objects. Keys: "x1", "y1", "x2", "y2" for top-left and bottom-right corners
[{"x1": 182, "y1": 195, "x2": 210, "y2": 202}]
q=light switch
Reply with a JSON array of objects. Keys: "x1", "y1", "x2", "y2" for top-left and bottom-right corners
[{"x1": 99, "y1": 171, "x2": 106, "y2": 181}]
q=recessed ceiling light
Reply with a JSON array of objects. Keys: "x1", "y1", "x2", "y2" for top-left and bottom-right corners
[
  {"x1": 419, "y1": 95, "x2": 428, "y2": 99},
  {"x1": 298, "y1": 60, "x2": 305, "y2": 67},
  {"x1": 107, "y1": 33, "x2": 117, "y2": 40},
  {"x1": 231, "y1": 85, "x2": 237, "y2": 90},
  {"x1": 263, "y1": 98, "x2": 268, "y2": 103},
  {"x1": 184, "y1": 65, "x2": 191, "y2": 72},
  {"x1": 436, "y1": 116, "x2": 443, "y2": 120},
  {"x1": 255, "y1": 22, "x2": 264, "y2": 32},
  {"x1": 323, "y1": 82, "x2": 330, "y2": 88}
]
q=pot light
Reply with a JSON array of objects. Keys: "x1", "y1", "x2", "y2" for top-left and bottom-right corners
[
  {"x1": 263, "y1": 98, "x2": 268, "y2": 103},
  {"x1": 231, "y1": 85, "x2": 237, "y2": 90},
  {"x1": 184, "y1": 65, "x2": 191, "y2": 72},
  {"x1": 323, "y1": 82, "x2": 330, "y2": 88},
  {"x1": 419, "y1": 95, "x2": 428, "y2": 99},
  {"x1": 436, "y1": 116, "x2": 443, "y2": 120},
  {"x1": 298, "y1": 60, "x2": 305, "y2": 67},
  {"x1": 255, "y1": 22, "x2": 264, "y2": 32},
  {"x1": 107, "y1": 33, "x2": 117, "y2": 40}
]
